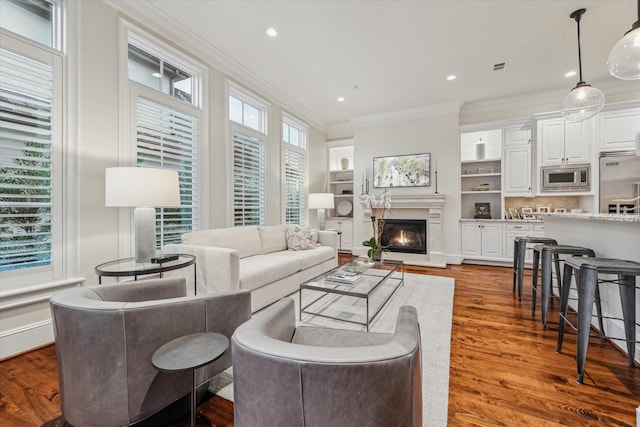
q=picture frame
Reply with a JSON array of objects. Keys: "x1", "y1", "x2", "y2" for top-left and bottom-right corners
[
  {"x1": 521, "y1": 207, "x2": 533, "y2": 214},
  {"x1": 474, "y1": 202, "x2": 491, "y2": 219},
  {"x1": 554, "y1": 208, "x2": 567, "y2": 213},
  {"x1": 373, "y1": 153, "x2": 430, "y2": 188},
  {"x1": 522, "y1": 214, "x2": 537, "y2": 220},
  {"x1": 536, "y1": 206, "x2": 551, "y2": 213},
  {"x1": 509, "y1": 208, "x2": 521, "y2": 220}
]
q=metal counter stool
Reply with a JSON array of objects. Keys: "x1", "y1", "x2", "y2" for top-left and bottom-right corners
[
  {"x1": 531, "y1": 244, "x2": 595, "y2": 330},
  {"x1": 512, "y1": 236, "x2": 557, "y2": 301},
  {"x1": 557, "y1": 257, "x2": 640, "y2": 383}
]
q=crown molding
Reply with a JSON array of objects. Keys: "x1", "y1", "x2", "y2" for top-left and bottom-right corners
[
  {"x1": 103, "y1": 0, "x2": 329, "y2": 132},
  {"x1": 350, "y1": 101, "x2": 464, "y2": 129}
]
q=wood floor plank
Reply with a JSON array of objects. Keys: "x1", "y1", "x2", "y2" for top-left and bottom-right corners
[{"x1": 0, "y1": 262, "x2": 637, "y2": 426}]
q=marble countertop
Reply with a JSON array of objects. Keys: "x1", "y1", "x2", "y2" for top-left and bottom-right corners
[
  {"x1": 540, "y1": 212, "x2": 640, "y2": 223},
  {"x1": 459, "y1": 218, "x2": 543, "y2": 223}
]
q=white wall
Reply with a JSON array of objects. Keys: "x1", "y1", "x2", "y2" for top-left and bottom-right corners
[{"x1": 351, "y1": 107, "x2": 461, "y2": 261}]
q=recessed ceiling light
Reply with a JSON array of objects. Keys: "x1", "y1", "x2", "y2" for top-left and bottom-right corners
[
  {"x1": 564, "y1": 70, "x2": 577, "y2": 78},
  {"x1": 266, "y1": 28, "x2": 278, "y2": 37},
  {"x1": 446, "y1": 74, "x2": 456, "y2": 81},
  {"x1": 151, "y1": 72, "x2": 161, "y2": 78},
  {"x1": 337, "y1": 97, "x2": 345, "y2": 102}
]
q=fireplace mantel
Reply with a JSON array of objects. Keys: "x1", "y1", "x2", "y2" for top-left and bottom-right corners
[{"x1": 359, "y1": 193, "x2": 446, "y2": 267}]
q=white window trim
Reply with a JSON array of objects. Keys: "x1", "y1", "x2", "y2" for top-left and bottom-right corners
[
  {"x1": 281, "y1": 112, "x2": 308, "y2": 225},
  {"x1": 118, "y1": 19, "x2": 209, "y2": 258},
  {"x1": 0, "y1": 0, "x2": 82, "y2": 302}
]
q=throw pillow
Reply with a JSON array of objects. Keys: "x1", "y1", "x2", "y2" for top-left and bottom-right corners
[{"x1": 286, "y1": 227, "x2": 321, "y2": 251}]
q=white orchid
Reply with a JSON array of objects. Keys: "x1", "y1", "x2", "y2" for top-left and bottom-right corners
[{"x1": 361, "y1": 190, "x2": 392, "y2": 259}]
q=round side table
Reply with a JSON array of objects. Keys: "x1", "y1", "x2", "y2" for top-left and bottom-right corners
[{"x1": 152, "y1": 332, "x2": 229, "y2": 427}]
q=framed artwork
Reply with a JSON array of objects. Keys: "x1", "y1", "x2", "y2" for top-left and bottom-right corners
[
  {"x1": 474, "y1": 202, "x2": 491, "y2": 219},
  {"x1": 554, "y1": 208, "x2": 567, "y2": 213},
  {"x1": 509, "y1": 208, "x2": 521, "y2": 220},
  {"x1": 373, "y1": 153, "x2": 430, "y2": 188},
  {"x1": 536, "y1": 206, "x2": 551, "y2": 213},
  {"x1": 521, "y1": 207, "x2": 533, "y2": 214},
  {"x1": 522, "y1": 214, "x2": 537, "y2": 220}
]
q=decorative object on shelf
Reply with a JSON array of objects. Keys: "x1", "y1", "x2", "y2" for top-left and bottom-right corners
[
  {"x1": 471, "y1": 183, "x2": 491, "y2": 191},
  {"x1": 105, "y1": 167, "x2": 180, "y2": 263},
  {"x1": 434, "y1": 157, "x2": 439, "y2": 194},
  {"x1": 336, "y1": 200, "x2": 353, "y2": 216},
  {"x1": 536, "y1": 206, "x2": 551, "y2": 213},
  {"x1": 554, "y1": 208, "x2": 567, "y2": 213},
  {"x1": 607, "y1": 0, "x2": 640, "y2": 80},
  {"x1": 521, "y1": 207, "x2": 534, "y2": 214},
  {"x1": 522, "y1": 214, "x2": 538, "y2": 220},
  {"x1": 505, "y1": 209, "x2": 512, "y2": 220},
  {"x1": 308, "y1": 192, "x2": 335, "y2": 230},
  {"x1": 474, "y1": 202, "x2": 491, "y2": 219},
  {"x1": 340, "y1": 157, "x2": 350, "y2": 170},
  {"x1": 509, "y1": 208, "x2": 521, "y2": 220},
  {"x1": 476, "y1": 138, "x2": 485, "y2": 160},
  {"x1": 561, "y1": 8, "x2": 605, "y2": 122},
  {"x1": 361, "y1": 190, "x2": 391, "y2": 260},
  {"x1": 373, "y1": 153, "x2": 430, "y2": 188}
]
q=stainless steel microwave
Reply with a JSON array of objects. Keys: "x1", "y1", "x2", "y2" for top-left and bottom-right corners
[{"x1": 540, "y1": 164, "x2": 590, "y2": 192}]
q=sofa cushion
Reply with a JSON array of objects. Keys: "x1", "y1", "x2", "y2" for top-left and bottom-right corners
[
  {"x1": 181, "y1": 226, "x2": 262, "y2": 259},
  {"x1": 239, "y1": 252, "x2": 302, "y2": 291},
  {"x1": 283, "y1": 245, "x2": 335, "y2": 270},
  {"x1": 258, "y1": 225, "x2": 291, "y2": 254},
  {"x1": 286, "y1": 227, "x2": 320, "y2": 251}
]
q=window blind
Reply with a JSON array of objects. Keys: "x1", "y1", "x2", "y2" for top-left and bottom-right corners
[
  {"x1": 0, "y1": 48, "x2": 54, "y2": 272},
  {"x1": 233, "y1": 132, "x2": 266, "y2": 226},
  {"x1": 136, "y1": 96, "x2": 198, "y2": 246},
  {"x1": 284, "y1": 147, "x2": 305, "y2": 225}
]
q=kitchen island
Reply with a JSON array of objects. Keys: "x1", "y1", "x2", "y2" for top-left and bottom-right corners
[{"x1": 542, "y1": 213, "x2": 639, "y2": 364}]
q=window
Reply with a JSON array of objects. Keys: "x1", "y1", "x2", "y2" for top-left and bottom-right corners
[
  {"x1": 135, "y1": 95, "x2": 198, "y2": 246},
  {"x1": 232, "y1": 128, "x2": 267, "y2": 226},
  {"x1": 0, "y1": 0, "x2": 59, "y2": 49},
  {"x1": 0, "y1": 6, "x2": 63, "y2": 285},
  {"x1": 228, "y1": 86, "x2": 268, "y2": 226},
  {"x1": 124, "y1": 26, "x2": 205, "y2": 250},
  {"x1": 282, "y1": 115, "x2": 307, "y2": 226}
]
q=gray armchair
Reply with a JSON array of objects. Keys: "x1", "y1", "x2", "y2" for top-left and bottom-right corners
[
  {"x1": 231, "y1": 297, "x2": 422, "y2": 427},
  {"x1": 49, "y1": 277, "x2": 251, "y2": 427}
]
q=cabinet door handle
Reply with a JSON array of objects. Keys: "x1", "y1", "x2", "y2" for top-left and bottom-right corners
[{"x1": 513, "y1": 226, "x2": 523, "y2": 229}]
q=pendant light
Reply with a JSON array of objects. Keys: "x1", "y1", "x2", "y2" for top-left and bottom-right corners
[
  {"x1": 607, "y1": 0, "x2": 640, "y2": 80},
  {"x1": 561, "y1": 8, "x2": 605, "y2": 123}
]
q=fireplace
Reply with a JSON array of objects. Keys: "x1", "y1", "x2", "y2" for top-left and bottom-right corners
[{"x1": 380, "y1": 219, "x2": 427, "y2": 254}]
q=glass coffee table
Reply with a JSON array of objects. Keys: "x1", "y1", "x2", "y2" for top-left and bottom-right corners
[{"x1": 299, "y1": 258, "x2": 404, "y2": 331}]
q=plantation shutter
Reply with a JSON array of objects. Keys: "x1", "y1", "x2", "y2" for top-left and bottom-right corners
[
  {"x1": 284, "y1": 147, "x2": 305, "y2": 225},
  {"x1": 136, "y1": 96, "x2": 198, "y2": 247},
  {"x1": 0, "y1": 48, "x2": 55, "y2": 272},
  {"x1": 233, "y1": 132, "x2": 266, "y2": 226}
]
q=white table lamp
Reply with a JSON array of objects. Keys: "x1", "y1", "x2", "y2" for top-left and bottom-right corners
[
  {"x1": 105, "y1": 167, "x2": 180, "y2": 263},
  {"x1": 308, "y1": 193, "x2": 334, "y2": 230}
]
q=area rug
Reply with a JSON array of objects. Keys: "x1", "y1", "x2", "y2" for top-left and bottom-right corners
[{"x1": 209, "y1": 273, "x2": 455, "y2": 427}]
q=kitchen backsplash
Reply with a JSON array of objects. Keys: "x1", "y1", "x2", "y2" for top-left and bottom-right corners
[{"x1": 504, "y1": 196, "x2": 581, "y2": 213}]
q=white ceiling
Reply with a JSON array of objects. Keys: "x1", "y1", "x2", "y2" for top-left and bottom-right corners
[{"x1": 112, "y1": 0, "x2": 638, "y2": 129}]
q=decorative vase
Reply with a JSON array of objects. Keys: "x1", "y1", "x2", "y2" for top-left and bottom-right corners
[
  {"x1": 340, "y1": 157, "x2": 350, "y2": 170},
  {"x1": 370, "y1": 249, "x2": 382, "y2": 262},
  {"x1": 476, "y1": 138, "x2": 485, "y2": 160}
]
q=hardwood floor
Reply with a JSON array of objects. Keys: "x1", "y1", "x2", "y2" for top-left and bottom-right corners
[{"x1": 1, "y1": 263, "x2": 637, "y2": 426}]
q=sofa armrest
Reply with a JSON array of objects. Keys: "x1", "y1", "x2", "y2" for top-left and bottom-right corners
[
  {"x1": 318, "y1": 230, "x2": 338, "y2": 249},
  {"x1": 162, "y1": 243, "x2": 240, "y2": 295}
]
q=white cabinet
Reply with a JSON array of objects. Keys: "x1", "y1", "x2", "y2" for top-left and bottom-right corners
[
  {"x1": 503, "y1": 126, "x2": 532, "y2": 196},
  {"x1": 538, "y1": 118, "x2": 592, "y2": 165},
  {"x1": 461, "y1": 221, "x2": 504, "y2": 259},
  {"x1": 325, "y1": 218, "x2": 352, "y2": 252},
  {"x1": 504, "y1": 146, "x2": 531, "y2": 194},
  {"x1": 598, "y1": 107, "x2": 640, "y2": 152}
]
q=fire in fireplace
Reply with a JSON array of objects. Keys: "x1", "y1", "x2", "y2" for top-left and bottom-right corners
[{"x1": 380, "y1": 219, "x2": 427, "y2": 254}]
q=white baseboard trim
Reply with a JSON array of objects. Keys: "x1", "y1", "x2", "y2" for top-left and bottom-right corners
[{"x1": 0, "y1": 319, "x2": 54, "y2": 360}]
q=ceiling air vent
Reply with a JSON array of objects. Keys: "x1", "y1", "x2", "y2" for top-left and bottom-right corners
[{"x1": 493, "y1": 62, "x2": 506, "y2": 72}]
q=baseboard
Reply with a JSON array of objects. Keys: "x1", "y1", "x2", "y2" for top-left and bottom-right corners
[{"x1": 0, "y1": 320, "x2": 54, "y2": 360}]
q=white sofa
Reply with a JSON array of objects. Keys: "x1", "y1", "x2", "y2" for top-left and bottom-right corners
[{"x1": 163, "y1": 225, "x2": 338, "y2": 312}]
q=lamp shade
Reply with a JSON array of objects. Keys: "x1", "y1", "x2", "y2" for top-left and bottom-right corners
[
  {"x1": 308, "y1": 193, "x2": 335, "y2": 209},
  {"x1": 607, "y1": 26, "x2": 640, "y2": 80},
  {"x1": 561, "y1": 83, "x2": 605, "y2": 123},
  {"x1": 105, "y1": 167, "x2": 180, "y2": 207}
]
